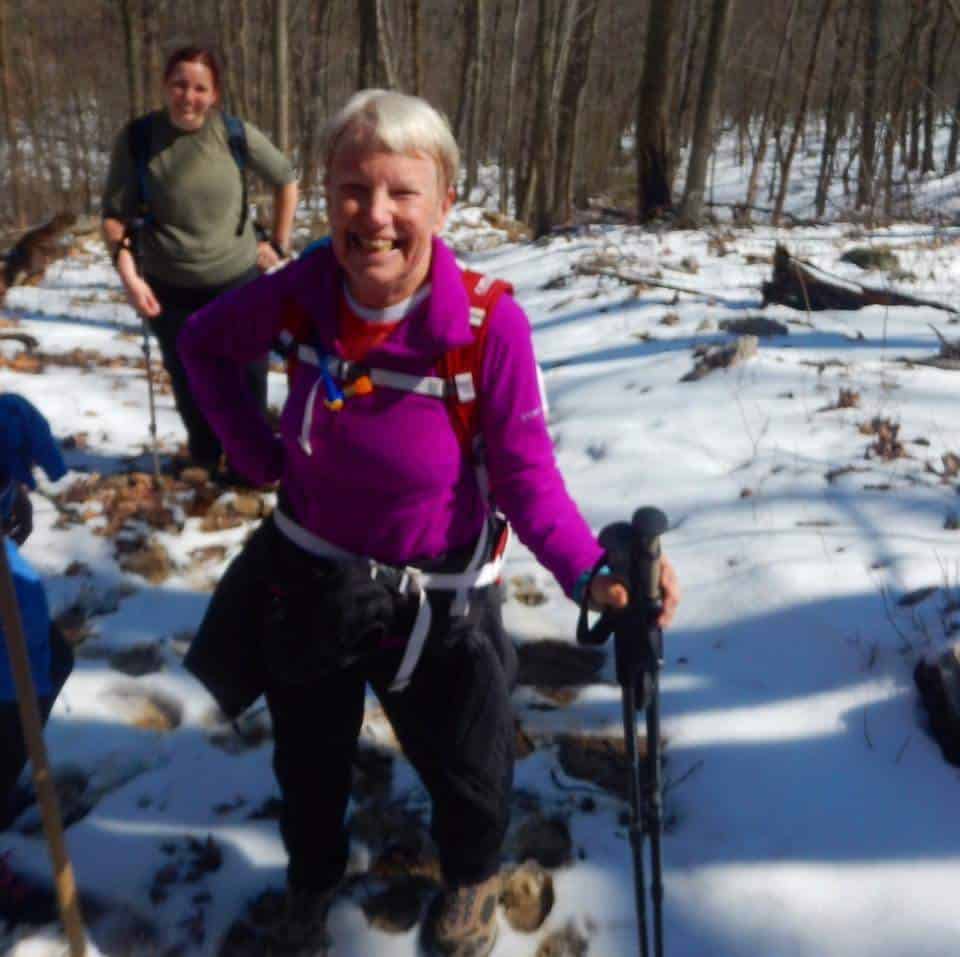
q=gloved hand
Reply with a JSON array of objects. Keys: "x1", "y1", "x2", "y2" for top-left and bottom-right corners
[
  {"x1": 0, "y1": 394, "x2": 67, "y2": 490},
  {"x1": 2, "y1": 483, "x2": 33, "y2": 544}
]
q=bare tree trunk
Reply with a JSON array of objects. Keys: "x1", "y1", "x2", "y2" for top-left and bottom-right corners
[
  {"x1": 553, "y1": 0, "x2": 599, "y2": 223},
  {"x1": 358, "y1": 0, "x2": 381, "y2": 88},
  {"x1": 923, "y1": 0, "x2": 945, "y2": 172},
  {"x1": 815, "y1": 0, "x2": 859, "y2": 217},
  {"x1": 0, "y1": 0, "x2": 23, "y2": 224},
  {"x1": 455, "y1": 0, "x2": 479, "y2": 140},
  {"x1": 300, "y1": 0, "x2": 332, "y2": 203},
  {"x1": 235, "y1": 0, "x2": 252, "y2": 119},
  {"x1": 273, "y1": 0, "x2": 289, "y2": 152},
  {"x1": 21, "y1": 15, "x2": 63, "y2": 208},
  {"x1": 376, "y1": 0, "x2": 400, "y2": 89},
  {"x1": 142, "y1": 0, "x2": 163, "y2": 110},
  {"x1": 743, "y1": 0, "x2": 797, "y2": 215},
  {"x1": 857, "y1": 0, "x2": 881, "y2": 209},
  {"x1": 679, "y1": 0, "x2": 736, "y2": 224},
  {"x1": 883, "y1": 7, "x2": 925, "y2": 216},
  {"x1": 468, "y1": 0, "x2": 487, "y2": 194},
  {"x1": 635, "y1": 0, "x2": 677, "y2": 220},
  {"x1": 499, "y1": 0, "x2": 523, "y2": 215},
  {"x1": 948, "y1": 77, "x2": 960, "y2": 171},
  {"x1": 118, "y1": 0, "x2": 144, "y2": 120},
  {"x1": 772, "y1": 0, "x2": 835, "y2": 224},
  {"x1": 530, "y1": 0, "x2": 557, "y2": 235},
  {"x1": 477, "y1": 0, "x2": 503, "y2": 167},
  {"x1": 674, "y1": 0, "x2": 703, "y2": 157},
  {"x1": 410, "y1": 0, "x2": 423, "y2": 95}
]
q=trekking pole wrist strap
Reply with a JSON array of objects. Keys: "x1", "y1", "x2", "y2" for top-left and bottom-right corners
[{"x1": 576, "y1": 556, "x2": 616, "y2": 646}]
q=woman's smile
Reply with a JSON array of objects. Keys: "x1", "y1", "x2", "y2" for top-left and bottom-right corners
[{"x1": 326, "y1": 141, "x2": 453, "y2": 308}]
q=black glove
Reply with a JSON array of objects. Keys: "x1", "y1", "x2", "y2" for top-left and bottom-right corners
[{"x1": 3, "y1": 483, "x2": 33, "y2": 545}]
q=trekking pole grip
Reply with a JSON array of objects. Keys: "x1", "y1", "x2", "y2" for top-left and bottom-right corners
[{"x1": 631, "y1": 507, "x2": 668, "y2": 613}]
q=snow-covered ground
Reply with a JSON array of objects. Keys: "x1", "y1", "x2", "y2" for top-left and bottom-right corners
[{"x1": 3, "y1": 198, "x2": 960, "y2": 957}]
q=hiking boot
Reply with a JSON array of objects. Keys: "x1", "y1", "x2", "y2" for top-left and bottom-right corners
[
  {"x1": 421, "y1": 874, "x2": 500, "y2": 957},
  {"x1": 261, "y1": 885, "x2": 334, "y2": 956}
]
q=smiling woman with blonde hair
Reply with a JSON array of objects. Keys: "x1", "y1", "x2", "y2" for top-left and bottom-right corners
[{"x1": 178, "y1": 89, "x2": 679, "y2": 957}]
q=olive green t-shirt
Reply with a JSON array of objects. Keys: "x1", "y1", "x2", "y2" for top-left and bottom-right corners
[{"x1": 102, "y1": 109, "x2": 296, "y2": 288}]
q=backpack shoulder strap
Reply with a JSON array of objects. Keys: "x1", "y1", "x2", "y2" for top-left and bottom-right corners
[
  {"x1": 127, "y1": 114, "x2": 154, "y2": 221},
  {"x1": 437, "y1": 269, "x2": 514, "y2": 453},
  {"x1": 221, "y1": 113, "x2": 249, "y2": 236}
]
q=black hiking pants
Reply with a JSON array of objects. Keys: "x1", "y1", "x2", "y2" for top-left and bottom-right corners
[
  {"x1": 186, "y1": 516, "x2": 517, "y2": 894},
  {"x1": 147, "y1": 267, "x2": 266, "y2": 470},
  {"x1": 0, "y1": 624, "x2": 74, "y2": 828}
]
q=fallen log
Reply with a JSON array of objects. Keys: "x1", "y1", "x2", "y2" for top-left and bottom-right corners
[
  {"x1": 761, "y1": 244, "x2": 959, "y2": 314},
  {"x1": 0, "y1": 331, "x2": 39, "y2": 351},
  {"x1": 574, "y1": 263, "x2": 743, "y2": 306}
]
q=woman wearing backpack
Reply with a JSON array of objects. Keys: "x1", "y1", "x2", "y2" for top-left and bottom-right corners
[
  {"x1": 101, "y1": 45, "x2": 298, "y2": 478},
  {"x1": 179, "y1": 90, "x2": 679, "y2": 957}
]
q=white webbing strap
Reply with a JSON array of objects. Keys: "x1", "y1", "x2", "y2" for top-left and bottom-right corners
[
  {"x1": 387, "y1": 579, "x2": 431, "y2": 693},
  {"x1": 272, "y1": 510, "x2": 502, "y2": 693},
  {"x1": 299, "y1": 378, "x2": 322, "y2": 455},
  {"x1": 448, "y1": 518, "x2": 488, "y2": 617},
  {"x1": 295, "y1": 345, "x2": 452, "y2": 399}
]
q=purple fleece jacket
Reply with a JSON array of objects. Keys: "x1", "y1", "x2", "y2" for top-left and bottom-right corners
[{"x1": 179, "y1": 238, "x2": 603, "y2": 596}]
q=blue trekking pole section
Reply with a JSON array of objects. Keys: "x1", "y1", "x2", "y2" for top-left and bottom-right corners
[{"x1": 577, "y1": 506, "x2": 668, "y2": 957}]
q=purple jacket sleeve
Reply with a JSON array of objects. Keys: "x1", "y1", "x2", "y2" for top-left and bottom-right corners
[
  {"x1": 178, "y1": 270, "x2": 289, "y2": 485},
  {"x1": 479, "y1": 295, "x2": 603, "y2": 596}
]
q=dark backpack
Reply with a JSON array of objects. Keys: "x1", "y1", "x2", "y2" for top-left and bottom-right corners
[{"x1": 127, "y1": 111, "x2": 250, "y2": 236}]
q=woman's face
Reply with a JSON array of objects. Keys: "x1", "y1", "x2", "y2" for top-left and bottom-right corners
[
  {"x1": 164, "y1": 60, "x2": 218, "y2": 131},
  {"x1": 325, "y1": 138, "x2": 454, "y2": 308}
]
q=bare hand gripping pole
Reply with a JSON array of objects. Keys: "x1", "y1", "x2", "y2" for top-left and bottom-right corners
[{"x1": 577, "y1": 506, "x2": 668, "y2": 957}]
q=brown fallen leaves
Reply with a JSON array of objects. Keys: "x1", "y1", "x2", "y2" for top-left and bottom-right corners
[
  {"x1": 859, "y1": 417, "x2": 908, "y2": 461},
  {"x1": 51, "y1": 470, "x2": 270, "y2": 583}
]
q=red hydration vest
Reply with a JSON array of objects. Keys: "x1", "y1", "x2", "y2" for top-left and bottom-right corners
[{"x1": 276, "y1": 268, "x2": 514, "y2": 456}]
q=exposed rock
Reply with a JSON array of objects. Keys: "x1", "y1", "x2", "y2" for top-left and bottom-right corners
[
  {"x1": 109, "y1": 642, "x2": 165, "y2": 676},
  {"x1": 500, "y1": 860, "x2": 555, "y2": 932},
  {"x1": 367, "y1": 818, "x2": 441, "y2": 882},
  {"x1": 100, "y1": 683, "x2": 183, "y2": 732},
  {"x1": 508, "y1": 813, "x2": 572, "y2": 868},
  {"x1": 719, "y1": 316, "x2": 789, "y2": 337},
  {"x1": 349, "y1": 802, "x2": 427, "y2": 854},
  {"x1": 536, "y1": 923, "x2": 590, "y2": 957},
  {"x1": 681, "y1": 336, "x2": 758, "y2": 382},
  {"x1": 117, "y1": 540, "x2": 173, "y2": 583},
  {"x1": 517, "y1": 641, "x2": 606, "y2": 688},
  {"x1": 841, "y1": 246, "x2": 900, "y2": 272},
  {"x1": 915, "y1": 642, "x2": 960, "y2": 766},
  {"x1": 360, "y1": 876, "x2": 438, "y2": 933},
  {"x1": 556, "y1": 732, "x2": 636, "y2": 801}
]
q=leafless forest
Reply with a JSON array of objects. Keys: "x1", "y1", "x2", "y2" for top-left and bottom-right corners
[{"x1": 1, "y1": 0, "x2": 959, "y2": 234}]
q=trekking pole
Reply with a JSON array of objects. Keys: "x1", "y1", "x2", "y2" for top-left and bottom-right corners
[
  {"x1": 577, "y1": 506, "x2": 668, "y2": 957},
  {"x1": 128, "y1": 220, "x2": 161, "y2": 485},
  {"x1": 0, "y1": 532, "x2": 87, "y2": 956}
]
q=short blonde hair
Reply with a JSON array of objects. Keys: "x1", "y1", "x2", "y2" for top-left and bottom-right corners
[{"x1": 322, "y1": 89, "x2": 460, "y2": 192}]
